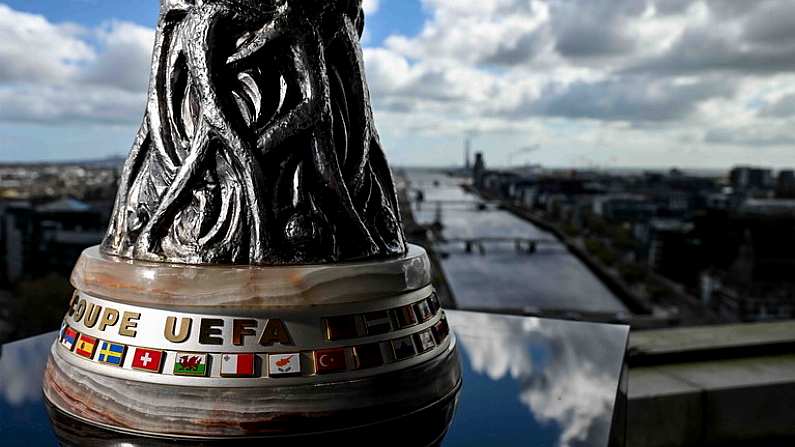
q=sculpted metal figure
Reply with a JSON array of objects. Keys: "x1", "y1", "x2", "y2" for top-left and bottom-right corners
[{"x1": 102, "y1": 0, "x2": 406, "y2": 265}]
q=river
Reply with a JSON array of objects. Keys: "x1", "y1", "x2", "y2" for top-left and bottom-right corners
[{"x1": 405, "y1": 169, "x2": 628, "y2": 315}]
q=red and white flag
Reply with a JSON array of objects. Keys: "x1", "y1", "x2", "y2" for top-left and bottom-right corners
[
  {"x1": 220, "y1": 353, "x2": 255, "y2": 377},
  {"x1": 131, "y1": 347, "x2": 164, "y2": 373},
  {"x1": 315, "y1": 348, "x2": 347, "y2": 374}
]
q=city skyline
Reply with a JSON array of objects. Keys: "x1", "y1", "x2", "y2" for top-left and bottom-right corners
[{"x1": 2, "y1": 1, "x2": 795, "y2": 169}]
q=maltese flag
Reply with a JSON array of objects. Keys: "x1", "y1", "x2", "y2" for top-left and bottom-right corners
[{"x1": 221, "y1": 353, "x2": 256, "y2": 377}]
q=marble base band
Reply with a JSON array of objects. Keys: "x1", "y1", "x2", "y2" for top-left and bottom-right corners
[
  {"x1": 71, "y1": 245, "x2": 432, "y2": 308},
  {"x1": 43, "y1": 341, "x2": 461, "y2": 438},
  {"x1": 43, "y1": 244, "x2": 462, "y2": 437},
  {"x1": 46, "y1": 375, "x2": 460, "y2": 446}
]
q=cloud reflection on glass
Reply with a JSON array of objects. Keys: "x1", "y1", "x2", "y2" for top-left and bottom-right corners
[{"x1": 449, "y1": 311, "x2": 627, "y2": 447}]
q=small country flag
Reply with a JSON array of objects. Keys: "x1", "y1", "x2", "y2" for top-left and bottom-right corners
[
  {"x1": 314, "y1": 348, "x2": 347, "y2": 374},
  {"x1": 353, "y1": 343, "x2": 383, "y2": 370},
  {"x1": 363, "y1": 310, "x2": 392, "y2": 335},
  {"x1": 220, "y1": 353, "x2": 256, "y2": 377},
  {"x1": 60, "y1": 327, "x2": 78, "y2": 351},
  {"x1": 415, "y1": 330, "x2": 436, "y2": 353},
  {"x1": 75, "y1": 334, "x2": 97, "y2": 359},
  {"x1": 391, "y1": 306, "x2": 418, "y2": 328},
  {"x1": 427, "y1": 293, "x2": 441, "y2": 315},
  {"x1": 431, "y1": 316, "x2": 450, "y2": 344},
  {"x1": 269, "y1": 353, "x2": 300, "y2": 376},
  {"x1": 97, "y1": 341, "x2": 126, "y2": 366},
  {"x1": 324, "y1": 315, "x2": 360, "y2": 340},
  {"x1": 391, "y1": 336, "x2": 416, "y2": 361},
  {"x1": 414, "y1": 300, "x2": 433, "y2": 322},
  {"x1": 174, "y1": 353, "x2": 209, "y2": 377},
  {"x1": 131, "y1": 347, "x2": 164, "y2": 373}
]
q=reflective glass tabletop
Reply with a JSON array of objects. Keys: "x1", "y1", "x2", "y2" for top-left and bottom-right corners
[{"x1": 0, "y1": 310, "x2": 628, "y2": 446}]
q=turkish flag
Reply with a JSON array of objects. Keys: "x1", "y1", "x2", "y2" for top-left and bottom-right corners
[{"x1": 315, "y1": 348, "x2": 347, "y2": 374}]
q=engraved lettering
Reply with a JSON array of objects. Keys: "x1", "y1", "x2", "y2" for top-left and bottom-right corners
[
  {"x1": 119, "y1": 312, "x2": 140, "y2": 337},
  {"x1": 165, "y1": 317, "x2": 192, "y2": 343},
  {"x1": 73, "y1": 299, "x2": 87, "y2": 322},
  {"x1": 232, "y1": 319, "x2": 257, "y2": 346},
  {"x1": 98, "y1": 308, "x2": 120, "y2": 331},
  {"x1": 84, "y1": 303, "x2": 102, "y2": 328},
  {"x1": 258, "y1": 319, "x2": 293, "y2": 346},
  {"x1": 199, "y1": 319, "x2": 224, "y2": 345},
  {"x1": 67, "y1": 291, "x2": 79, "y2": 317}
]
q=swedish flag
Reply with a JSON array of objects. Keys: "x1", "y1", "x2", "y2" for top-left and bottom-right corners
[{"x1": 97, "y1": 341, "x2": 126, "y2": 366}]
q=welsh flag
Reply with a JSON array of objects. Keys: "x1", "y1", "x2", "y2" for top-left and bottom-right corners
[
  {"x1": 221, "y1": 353, "x2": 255, "y2": 377},
  {"x1": 173, "y1": 353, "x2": 208, "y2": 377}
]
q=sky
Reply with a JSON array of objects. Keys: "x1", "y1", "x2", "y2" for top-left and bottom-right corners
[{"x1": 1, "y1": 0, "x2": 795, "y2": 169}]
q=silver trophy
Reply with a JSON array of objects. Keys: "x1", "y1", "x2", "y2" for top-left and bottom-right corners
[{"x1": 42, "y1": 0, "x2": 460, "y2": 439}]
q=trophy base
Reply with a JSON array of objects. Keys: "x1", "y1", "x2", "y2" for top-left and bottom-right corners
[
  {"x1": 46, "y1": 381, "x2": 460, "y2": 446},
  {"x1": 43, "y1": 342, "x2": 461, "y2": 438},
  {"x1": 42, "y1": 245, "x2": 461, "y2": 438}
]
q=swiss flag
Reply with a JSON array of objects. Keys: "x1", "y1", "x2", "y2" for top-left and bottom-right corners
[{"x1": 131, "y1": 348, "x2": 164, "y2": 373}]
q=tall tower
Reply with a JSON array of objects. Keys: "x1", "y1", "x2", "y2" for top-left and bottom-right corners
[
  {"x1": 464, "y1": 137, "x2": 471, "y2": 170},
  {"x1": 473, "y1": 152, "x2": 486, "y2": 189}
]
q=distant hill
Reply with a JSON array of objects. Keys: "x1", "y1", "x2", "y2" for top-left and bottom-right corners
[{"x1": 0, "y1": 156, "x2": 126, "y2": 169}]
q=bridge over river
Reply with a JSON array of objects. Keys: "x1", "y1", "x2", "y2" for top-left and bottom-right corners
[
  {"x1": 406, "y1": 169, "x2": 628, "y2": 316},
  {"x1": 437, "y1": 237, "x2": 557, "y2": 255}
]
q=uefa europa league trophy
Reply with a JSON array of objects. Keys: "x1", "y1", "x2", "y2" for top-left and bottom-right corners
[{"x1": 42, "y1": 0, "x2": 460, "y2": 438}]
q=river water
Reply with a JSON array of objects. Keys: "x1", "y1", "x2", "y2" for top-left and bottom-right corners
[{"x1": 405, "y1": 169, "x2": 627, "y2": 315}]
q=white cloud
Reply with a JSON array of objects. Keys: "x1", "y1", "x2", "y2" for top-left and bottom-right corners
[
  {"x1": 705, "y1": 122, "x2": 795, "y2": 147},
  {"x1": 0, "y1": 84, "x2": 144, "y2": 125},
  {"x1": 81, "y1": 21, "x2": 154, "y2": 92},
  {"x1": 358, "y1": 0, "x2": 795, "y2": 167},
  {"x1": 2, "y1": 1, "x2": 795, "y2": 166},
  {"x1": 384, "y1": 0, "x2": 548, "y2": 66},
  {"x1": 452, "y1": 312, "x2": 623, "y2": 447},
  {"x1": 0, "y1": 6, "x2": 152, "y2": 125},
  {"x1": 363, "y1": 0, "x2": 380, "y2": 15},
  {"x1": 0, "y1": 4, "x2": 93, "y2": 84}
]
